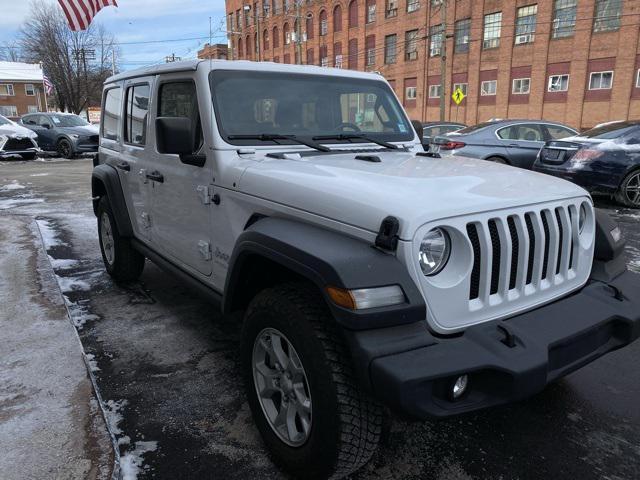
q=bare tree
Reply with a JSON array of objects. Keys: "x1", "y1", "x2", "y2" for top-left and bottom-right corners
[
  {"x1": 0, "y1": 42, "x2": 23, "y2": 62},
  {"x1": 18, "y1": 1, "x2": 119, "y2": 113}
]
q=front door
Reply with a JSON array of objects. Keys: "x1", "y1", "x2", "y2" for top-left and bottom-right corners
[
  {"x1": 147, "y1": 78, "x2": 213, "y2": 277},
  {"x1": 498, "y1": 123, "x2": 546, "y2": 169}
]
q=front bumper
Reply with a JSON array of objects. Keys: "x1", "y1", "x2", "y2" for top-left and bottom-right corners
[
  {"x1": 346, "y1": 270, "x2": 640, "y2": 419},
  {"x1": 73, "y1": 140, "x2": 98, "y2": 153}
]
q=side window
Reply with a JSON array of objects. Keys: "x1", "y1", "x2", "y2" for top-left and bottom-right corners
[
  {"x1": 124, "y1": 84, "x2": 150, "y2": 145},
  {"x1": 23, "y1": 115, "x2": 36, "y2": 125},
  {"x1": 497, "y1": 126, "x2": 517, "y2": 140},
  {"x1": 545, "y1": 125, "x2": 575, "y2": 140},
  {"x1": 102, "y1": 87, "x2": 122, "y2": 141},
  {"x1": 158, "y1": 81, "x2": 202, "y2": 148},
  {"x1": 517, "y1": 124, "x2": 544, "y2": 141},
  {"x1": 36, "y1": 115, "x2": 49, "y2": 127}
]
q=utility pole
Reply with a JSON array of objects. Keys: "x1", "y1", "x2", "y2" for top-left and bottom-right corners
[
  {"x1": 295, "y1": 0, "x2": 303, "y2": 64},
  {"x1": 439, "y1": 0, "x2": 447, "y2": 122},
  {"x1": 111, "y1": 50, "x2": 116, "y2": 76},
  {"x1": 255, "y1": 7, "x2": 261, "y2": 61}
]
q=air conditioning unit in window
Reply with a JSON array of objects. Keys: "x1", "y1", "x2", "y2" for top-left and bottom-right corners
[
  {"x1": 406, "y1": 51, "x2": 417, "y2": 60},
  {"x1": 430, "y1": 46, "x2": 441, "y2": 57},
  {"x1": 515, "y1": 34, "x2": 534, "y2": 45}
]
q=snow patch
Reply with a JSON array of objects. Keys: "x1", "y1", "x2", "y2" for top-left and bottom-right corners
[
  {"x1": 65, "y1": 299, "x2": 100, "y2": 329},
  {"x1": 103, "y1": 399, "x2": 127, "y2": 437},
  {"x1": 48, "y1": 257, "x2": 79, "y2": 270},
  {"x1": 29, "y1": 173, "x2": 50, "y2": 177},
  {"x1": 35, "y1": 219, "x2": 67, "y2": 248},
  {"x1": 0, "y1": 181, "x2": 26, "y2": 191},
  {"x1": 120, "y1": 441, "x2": 158, "y2": 480},
  {"x1": 85, "y1": 353, "x2": 100, "y2": 372},
  {"x1": 0, "y1": 197, "x2": 45, "y2": 210}
]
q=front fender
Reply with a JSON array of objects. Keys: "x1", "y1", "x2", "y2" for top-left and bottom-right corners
[
  {"x1": 223, "y1": 217, "x2": 426, "y2": 330},
  {"x1": 91, "y1": 164, "x2": 133, "y2": 237}
]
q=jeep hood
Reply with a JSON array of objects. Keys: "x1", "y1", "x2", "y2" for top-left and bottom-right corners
[{"x1": 238, "y1": 150, "x2": 588, "y2": 239}]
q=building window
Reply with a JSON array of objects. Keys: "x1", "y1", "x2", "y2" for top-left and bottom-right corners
[
  {"x1": 0, "y1": 105, "x2": 17, "y2": 116},
  {"x1": 263, "y1": 29, "x2": 270, "y2": 50},
  {"x1": 636, "y1": 69, "x2": 640, "y2": 88},
  {"x1": 272, "y1": 26, "x2": 279, "y2": 48},
  {"x1": 366, "y1": 35, "x2": 376, "y2": 67},
  {"x1": 348, "y1": 39, "x2": 358, "y2": 69},
  {"x1": 453, "y1": 82, "x2": 468, "y2": 96},
  {"x1": 348, "y1": 0, "x2": 358, "y2": 28},
  {"x1": 548, "y1": 74, "x2": 569, "y2": 92},
  {"x1": 512, "y1": 78, "x2": 531, "y2": 94},
  {"x1": 429, "y1": 24, "x2": 443, "y2": 57},
  {"x1": 483, "y1": 12, "x2": 502, "y2": 49},
  {"x1": 589, "y1": 71, "x2": 613, "y2": 90},
  {"x1": 384, "y1": 34, "x2": 397, "y2": 64},
  {"x1": 27, "y1": 105, "x2": 38, "y2": 113},
  {"x1": 307, "y1": 48, "x2": 314, "y2": 65},
  {"x1": 515, "y1": 5, "x2": 537, "y2": 44},
  {"x1": 405, "y1": 29, "x2": 418, "y2": 60},
  {"x1": 593, "y1": 0, "x2": 622, "y2": 33},
  {"x1": 24, "y1": 84, "x2": 36, "y2": 96},
  {"x1": 481, "y1": 80, "x2": 497, "y2": 96},
  {"x1": 406, "y1": 86, "x2": 417, "y2": 99},
  {"x1": 335, "y1": 54, "x2": 343, "y2": 68},
  {"x1": 367, "y1": 0, "x2": 376, "y2": 23},
  {"x1": 428, "y1": 84, "x2": 441, "y2": 98},
  {"x1": 320, "y1": 10, "x2": 328, "y2": 35},
  {"x1": 0, "y1": 84, "x2": 15, "y2": 96},
  {"x1": 263, "y1": 0, "x2": 270, "y2": 17},
  {"x1": 320, "y1": 45, "x2": 328, "y2": 67},
  {"x1": 552, "y1": 0, "x2": 577, "y2": 38},
  {"x1": 454, "y1": 19, "x2": 471, "y2": 53},
  {"x1": 284, "y1": 23, "x2": 291, "y2": 44},
  {"x1": 386, "y1": 0, "x2": 397, "y2": 17},
  {"x1": 334, "y1": 5, "x2": 342, "y2": 32},
  {"x1": 407, "y1": 0, "x2": 419, "y2": 13}
]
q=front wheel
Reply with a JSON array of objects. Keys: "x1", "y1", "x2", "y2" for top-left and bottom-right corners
[
  {"x1": 614, "y1": 170, "x2": 640, "y2": 208},
  {"x1": 242, "y1": 284, "x2": 383, "y2": 479},
  {"x1": 97, "y1": 196, "x2": 145, "y2": 282},
  {"x1": 57, "y1": 139, "x2": 74, "y2": 159}
]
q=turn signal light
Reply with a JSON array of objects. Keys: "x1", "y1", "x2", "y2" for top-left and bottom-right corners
[{"x1": 326, "y1": 285, "x2": 405, "y2": 310}]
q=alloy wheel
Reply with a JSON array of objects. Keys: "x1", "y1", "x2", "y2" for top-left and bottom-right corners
[
  {"x1": 252, "y1": 328, "x2": 312, "y2": 447},
  {"x1": 625, "y1": 172, "x2": 640, "y2": 206}
]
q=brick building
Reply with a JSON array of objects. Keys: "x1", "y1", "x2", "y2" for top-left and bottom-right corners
[
  {"x1": 0, "y1": 62, "x2": 46, "y2": 118},
  {"x1": 197, "y1": 43, "x2": 230, "y2": 60},
  {"x1": 225, "y1": 0, "x2": 640, "y2": 129}
]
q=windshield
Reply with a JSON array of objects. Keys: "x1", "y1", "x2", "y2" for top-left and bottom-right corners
[
  {"x1": 49, "y1": 114, "x2": 90, "y2": 127},
  {"x1": 579, "y1": 122, "x2": 639, "y2": 139},
  {"x1": 210, "y1": 70, "x2": 414, "y2": 146},
  {"x1": 0, "y1": 115, "x2": 11, "y2": 126}
]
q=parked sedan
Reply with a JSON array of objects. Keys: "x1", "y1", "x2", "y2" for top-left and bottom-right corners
[
  {"x1": 433, "y1": 119, "x2": 578, "y2": 169},
  {"x1": 0, "y1": 114, "x2": 39, "y2": 160},
  {"x1": 421, "y1": 121, "x2": 465, "y2": 151},
  {"x1": 20, "y1": 112, "x2": 99, "y2": 159},
  {"x1": 533, "y1": 121, "x2": 640, "y2": 208}
]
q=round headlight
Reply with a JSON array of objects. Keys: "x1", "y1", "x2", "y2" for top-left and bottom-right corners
[
  {"x1": 578, "y1": 203, "x2": 587, "y2": 234},
  {"x1": 418, "y1": 228, "x2": 451, "y2": 276}
]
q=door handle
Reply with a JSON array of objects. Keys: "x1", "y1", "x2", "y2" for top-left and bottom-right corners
[
  {"x1": 146, "y1": 171, "x2": 164, "y2": 183},
  {"x1": 116, "y1": 162, "x2": 130, "y2": 171}
]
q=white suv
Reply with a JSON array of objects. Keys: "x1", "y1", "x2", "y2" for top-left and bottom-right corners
[{"x1": 92, "y1": 60, "x2": 640, "y2": 479}]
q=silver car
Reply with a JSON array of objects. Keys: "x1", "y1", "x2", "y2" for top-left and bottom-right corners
[
  {"x1": 0, "y1": 114, "x2": 39, "y2": 160},
  {"x1": 433, "y1": 119, "x2": 577, "y2": 169}
]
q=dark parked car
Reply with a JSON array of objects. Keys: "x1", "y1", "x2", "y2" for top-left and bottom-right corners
[
  {"x1": 533, "y1": 121, "x2": 640, "y2": 208},
  {"x1": 433, "y1": 119, "x2": 578, "y2": 169},
  {"x1": 20, "y1": 112, "x2": 99, "y2": 159},
  {"x1": 421, "y1": 121, "x2": 465, "y2": 151}
]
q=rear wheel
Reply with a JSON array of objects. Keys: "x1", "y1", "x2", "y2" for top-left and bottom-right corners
[
  {"x1": 615, "y1": 170, "x2": 640, "y2": 208},
  {"x1": 242, "y1": 283, "x2": 383, "y2": 479},
  {"x1": 486, "y1": 156, "x2": 508, "y2": 165},
  {"x1": 97, "y1": 196, "x2": 145, "y2": 282},
  {"x1": 57, "y1": 139, "x2": 74, "y2": 159}
]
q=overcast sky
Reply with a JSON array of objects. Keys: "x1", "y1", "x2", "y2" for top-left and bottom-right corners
[{"x1": 0, "y1": 0, "x2": 228, "y2": 69}]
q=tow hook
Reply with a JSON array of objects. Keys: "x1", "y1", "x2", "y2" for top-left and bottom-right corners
[
  {"x1": 497, "y1": 324, "x2": 517, "y2": 348},
  {"x1": 606, "y1": 284, "x2": 626, "y2": 302}
]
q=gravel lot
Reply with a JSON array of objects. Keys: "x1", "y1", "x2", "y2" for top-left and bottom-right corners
[{"x1": 1, "y1": 156, "x2": 640, "y2": 479}]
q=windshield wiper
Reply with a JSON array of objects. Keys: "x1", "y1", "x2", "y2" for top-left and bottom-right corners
[
  {"x1": 227, "y1": 134, "x2": 330, "y2": 152},
  {"x1": 312, "y1": 134, "x2": 399, "y2": 150}
]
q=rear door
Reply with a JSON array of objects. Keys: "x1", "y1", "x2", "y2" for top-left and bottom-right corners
[
  {"x1": 497, "y1": 123, "x2": 546, "y2": 169},
  {"x1": 147, "y1": 76, "x2": 213, "y2": 277}
]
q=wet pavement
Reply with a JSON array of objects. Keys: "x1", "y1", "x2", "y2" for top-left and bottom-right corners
[{"x1": 1, "y1": 156, "x2": 639, "y2": 479}]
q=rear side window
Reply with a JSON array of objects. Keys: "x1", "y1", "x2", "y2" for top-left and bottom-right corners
[
  {"x1": 124, "y1": 84, "x2": 150, "y2": 145},
  {"x1": 498, "y1": 124, "x2": 544, "y2": 141},
  {"x1": 102, "y1": 87, "x2": 122, "y2": 141},
  {"x1": 545, "y1": 125, "x2": 576, "y2": 140}
]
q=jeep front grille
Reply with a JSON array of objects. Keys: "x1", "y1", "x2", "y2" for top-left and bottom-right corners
[
  {"x1": 409, "y1": 198, "x2": 595, "y2": 334},
  {"x1": 466, "y1": 206, "x2": 579, "y2": 302}
]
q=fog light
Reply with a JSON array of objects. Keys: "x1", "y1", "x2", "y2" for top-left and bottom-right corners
[{"x1": 452, "y1": 375, "x2": 468, "y2": 400}]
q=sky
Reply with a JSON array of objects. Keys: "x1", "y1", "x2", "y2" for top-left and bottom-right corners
[{"x1": 0, "y1": 0, "x2": 228, "y2": 70}]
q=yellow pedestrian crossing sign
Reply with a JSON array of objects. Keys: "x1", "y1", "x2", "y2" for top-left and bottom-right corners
[{"x1": 452, "y1": 87, "x2": 466, "y2": 105}]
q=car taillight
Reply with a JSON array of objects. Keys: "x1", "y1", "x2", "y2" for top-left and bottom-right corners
[
  {"x1": 571, "y1": 148, "x2": 603, "y2": 162},
  {"x1": 440, "y1": 141, "x2": 466, "y2": 150}
]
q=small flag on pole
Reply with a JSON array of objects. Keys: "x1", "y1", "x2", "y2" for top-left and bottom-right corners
[
  {"x1": 57, "y1": 0, "x2": 118, "y2": 31},
  {"x1": 43, "y1": 75, "x2": 54, "y2": 95}
]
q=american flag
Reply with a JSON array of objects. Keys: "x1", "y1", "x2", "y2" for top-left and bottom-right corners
[
  {"x1": 43, "y1": 75, "x2": 54, "y2": 95},
  {"x1": 57, "y1": 0, "x2": 118, "y2": 31}
]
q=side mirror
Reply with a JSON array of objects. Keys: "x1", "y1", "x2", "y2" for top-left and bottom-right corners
[
  {"x1": 410, "y1": 120, "x2": 423, "y2": 141},
  {"x1": 42, "y1": 123, "x2": 52, "y2": 129},
  {"x1": 155, "y1": 116, "x2": 205, "y2": 167}
]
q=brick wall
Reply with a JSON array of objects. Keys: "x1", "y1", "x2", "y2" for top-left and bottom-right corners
[
  {"x1": 225, "y1": 0, "x2": 640, "y2": 129},
  {"x1": 0, "y1": 81, "x2": 45, "y2": 117}
]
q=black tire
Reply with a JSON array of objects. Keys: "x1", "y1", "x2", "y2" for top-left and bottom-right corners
[
  {"x1": 242, "y1": 283, "x2": 383, "y2": 479},
  {"x1": 57, "y1": 138, "x2": 74, "y2": 159},
  {"x1": 97, "y1": 196, "x2": 145, "y2": 282},
  {"x1": 614, "y1": 170, "x2": 640, "y2": 208},
  {"x1": 20, "y1": 152, "x2": 37, "y2": 160},
  {"x1": 486, "y1": 156, "x2": 509, "y2": 165}
]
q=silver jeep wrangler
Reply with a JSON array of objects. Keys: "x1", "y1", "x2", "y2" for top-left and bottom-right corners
[{"x1": 92, "y1": 59, "x2": 640, "y2": 479}]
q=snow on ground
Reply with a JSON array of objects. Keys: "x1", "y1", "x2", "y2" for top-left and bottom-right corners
[
  {"x1": 120, "y1": 441, "x2": 159, "y2": 480},
  {"x1": 35, "y1": 218, "x2": 67, "y2": 248},
  {"x1": 48, "y1": 257, "x2": 79, "y2": 270},
  {"x1": 85, "y1": 353, "x2": 101, "y2": 373},
  {"x1": 103, "y1": 399, "x2": 127, "y2": 438},
  {"x1": 29, "y1": 173, "x2": 49, "y2": 177},
  {"x1": 0, "y1": 180, "x2": 26, "y2": 191},
  {"x1": 56, "y1": 276, "x2": 92, "y2": 293},
  {"x1": 0, "y1": 197, "x2": 45, "y2": 210}
]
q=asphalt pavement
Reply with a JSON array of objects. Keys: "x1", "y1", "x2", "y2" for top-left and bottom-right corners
[{"x1": 1, "y1": 156, "x2": 639, "y2": 480}]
